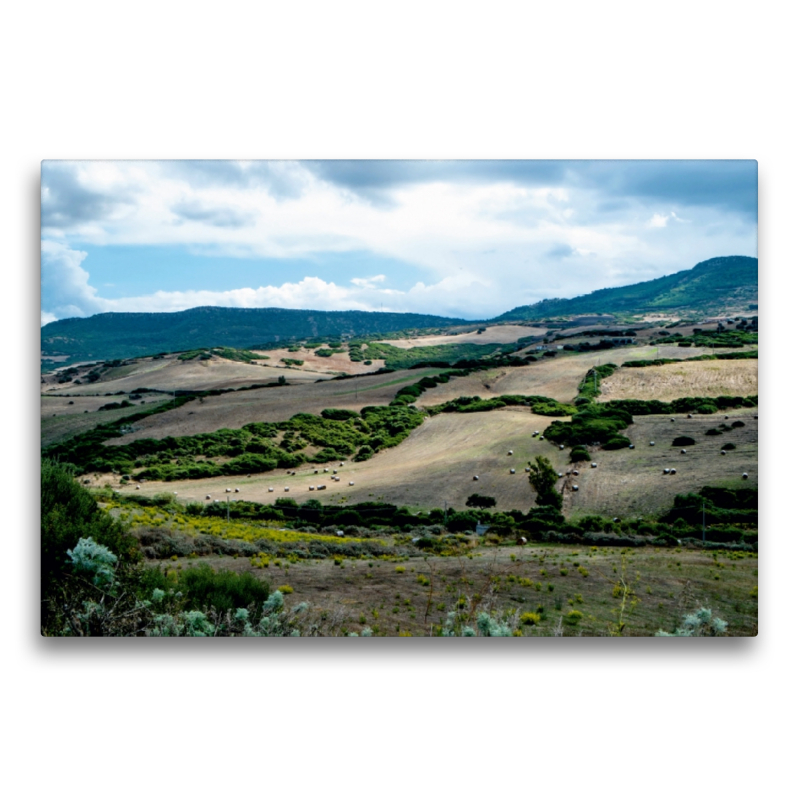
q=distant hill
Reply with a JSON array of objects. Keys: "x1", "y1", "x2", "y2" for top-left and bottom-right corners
[
  {"x1": 41, "y1": 307, "x2": 468, "y2": 364},
  {"x1": 492, "y1": 256, "x2": 758, "y2": 321}
]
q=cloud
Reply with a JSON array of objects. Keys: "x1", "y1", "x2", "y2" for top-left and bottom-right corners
[
  {"x1": 40, "y1": 241, "x2": 104, "y2": 320},
  {"x1": 171, "y1": 200, "x2": 255, "y2": 228},
  {"x1": 648, "y1": 213, "x2": 670, "y2": 228},
  {"x1": 350, "y1": 274, "x2": 387, "y2": 289}
]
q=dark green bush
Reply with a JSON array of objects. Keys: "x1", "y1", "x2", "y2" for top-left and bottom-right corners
[
  {"x1": 570, "y1": 446, "x2": 590, "y2": 462},
  {"x1": 178, "y1": 563, "x2": 271, "y2": 612},
  {"x1": 672, "y1": 436, "x2": 696, "y2": 446}
]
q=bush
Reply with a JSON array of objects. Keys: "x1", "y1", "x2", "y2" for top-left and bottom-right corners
[
  {"x1": 602, "y1": 436, "x2": 631, "y2": 450},
  {"x1": 179, "y1": 563, "x2": 272, "y2": 612},
  {"x1": 465, "y1": 493, "x2": 497, "y2": 509},
  {"x1": 570, "y1": 446, "x2": 590, "y2": 462},
  {"x1": 672, "y1": 436, "x2": 696, "y2": 446},
  {"x1": 720, "y1": 442, "x2": 737, "y2": 451}
]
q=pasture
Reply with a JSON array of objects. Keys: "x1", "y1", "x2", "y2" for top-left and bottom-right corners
[
  {"x1": 599, "y1": 359, "x2": 758, "y2": 402},
  {"x1": 378, "y1": 324, "x2": 546, "y2": 349}
]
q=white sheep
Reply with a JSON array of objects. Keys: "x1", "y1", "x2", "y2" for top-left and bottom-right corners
[
  {"x1": 591, "y1": 462, "x2": 597, "y2": 468},
  {"x1": 649, "y1": 441, "x2": 655, "y2": 446},
  {"x1": 268, "y1": 488, "x2": 274, "y2": 492},
  {"x1": 284, "y1": 487, "x2": 290, "y2": 492},
  {"x1": 349, "y1": 481, "x2": 355, "y2": 486},
  {"x1": 742, "y1": 473, "x2": 749, "y2": 479},
  {"x1": 508, "y1": 450, "x2": 513, "y2": 456},
  {"x1": 205, "y1": 494, "x2": 211, "y2": 500},
  {"x1": 510, "y1": 468, "x2": 516, "y2": 474}
]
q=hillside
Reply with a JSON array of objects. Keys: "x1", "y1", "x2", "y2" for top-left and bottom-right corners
[
  {"x1": 41, "y1": 306, "x2": 467, "y2": 364},
  {"x1": 493, "y1": 256, "x2": 758, "y2": 321}
]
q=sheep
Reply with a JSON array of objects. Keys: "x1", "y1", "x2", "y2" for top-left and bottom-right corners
[
  {"x1": 572, "y1": 470, "x2": 579, "y2": 476},
  {"x1": 742, "y1": 472, "x2": 749, "y2": 479},
  {"x1": 205, "y1": 494, "x2": 211, "y2": 500},
  {"x1": 268, "y1": 488, "x2": 274, "y2": 492},
  {"x1": 349, "y1": 481, "x2": 355, "y2": 486},
  {"x1": 339, "y1": 462, "x2": 344, "y2": 467},
  {"x1": 558, "y1": 472, "x2": 563, "y2": 477},
  {"x1": 247, "y1": 474, "x2": 251, "y2": 478},
  {"x1": 234, "y1": 488, "x2": 240, "y2": 493},
  {"x1": 629, "y1": 444, "x2": 635, "y2": 449},
  {"x1": 534, "y1": 430, "x2": 539, "y2": 436},
  {"x1": 309, "y1": 486, "x2": 315, "y2": 491},
  {"x1": 572, "y1": 484, "x2": 579, "y2": 491},
  {"x1": 671, "y1": 418, "x2": 675, "y2": 422},
  {"x1": 516, "y1": 536, "x2": 527, "y2": 546},
  {"x1": 540, "y1": 436, "x2": 544, "y2": 440},
  {"x1": 559, "y1": 444, "x2": 565, "y2": 450},
  {"x1": 173, "y1": 491, "x2": 178, "y2": 495},
  {"x1": 613, "y1": 517, "x2": 620, "y2": 523},
  {"x1": 663, "y1": 468, "x2": 670, "y2": 474},
  {"x1": 318, "y1": 485, "x2": 327, "y2": 490},
  {"x1": 508, "y1": 450, "x2": 514, "y2": 456},
  {"x1": 724, "y1": 415, "x2": 729, "y2": 419},
  {"x1": 721, "y1": 450, "x2": 727, "y2": 455},
  {"x1": 649, "y1": 441, "x2": 655, "y2": 446},
  {"x1": 225, "y1": 488, "x2": 232, "y2": 493},
  {"x1": 681, "y1": 449, "x2": 687, "y2": 454},
  {"x1": 135, "y1": 485, "x2": 140, "y2": 490},
  {"x1": 670, "y1": 469, "x2": 677, "y2": 475},
  {"x1": 333, "y1": 469, "x2": 338, "y2": 474},
  {"x1": 525, "y1": 467, "x2": 531, "y2": 472},
  {"x1": 591, "y1": 462, "x2": 597, "y2": 468},
  {"x1": 510, "y1": 468, "x2": 516, "y2": 474},
  {"x1": 687, "y1": 414, "x2": 693, "y2": 418},
  {"x1": 324, "y1": 468, "x2": 329, "y2": 473},
  {"x1": 336, "y1": 531, "x2": 344, "y2": 538},
  {"x1": 284, "y1": 487, "x2": 290, "y2": 492},
  {"x1": 754, "y1": 414, "x2": 758, "y2": 419},
  {"x1": 473, "y1": 475, "x2": 479, "y2": 481},
  {"x1": 314, "y1": 469, "x2": 319, "y2": 474}
]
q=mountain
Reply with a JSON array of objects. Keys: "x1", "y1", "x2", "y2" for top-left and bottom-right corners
[
  {"x1": 492, "y1": 256, "x2": 758, "y2": 321},
  {"x1": 41, "y1": 307, "x2": 468, "y2": 364}
]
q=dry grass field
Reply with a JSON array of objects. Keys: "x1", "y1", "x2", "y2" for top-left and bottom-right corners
[
  {"x1": 107, "y1": 405, "x2": 757, "y2": 520},
  {"x1": 105, "y1": 368, "x2": 446, "y2": 444},
  {"x1": 417, "y1": 345, "x2": 738, "y2": 405},
  {"x1": 44, "y1": 354, "x2": 326, "y2": 396},
  {"x1": 378, "y1": 324, "x2": 546, "y2": 349},
  {"x1": 41, "y1": 398, "x2": 169, "y2": 447},
  {"x1": 158, "y1": 542, "x2": 758, "y2": 636},
  {"x1": 564, "y1": 409, "x2": 758, "y2": 518},
  {"x1": 252, "y1": 347, "x2": 384, "y2": 375},
  {"x1": 600, "y1": 359, "x2": 758, "y2": 401},
  {"x1": 112, "y1": 408, "x2": 571, "y2": 509}
]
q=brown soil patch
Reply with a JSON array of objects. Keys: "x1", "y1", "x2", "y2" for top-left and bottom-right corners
[
  {"x1": 252, "y1": 347, "x2": 384, "y2": 375},
  {"x1": 600, "y1": 359, "x2": 758, "y2": 402}
]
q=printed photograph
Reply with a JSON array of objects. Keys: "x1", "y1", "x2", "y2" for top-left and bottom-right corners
[{"x1": 40, "y1": 160, "x2": 758, "y2": 637}]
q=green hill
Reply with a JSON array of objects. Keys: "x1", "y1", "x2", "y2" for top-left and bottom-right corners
[
  {"x1": 493, "y1": 256, "x2": 758, "y2": 321},
  {"x1": 41, "y1": 306, "x2": 467, "y2": 365}
]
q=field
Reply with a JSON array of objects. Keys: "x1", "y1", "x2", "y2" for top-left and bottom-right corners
[
  {"x1": 150, "y1": 542, "x2": 758, "y2": 636},
  {"x1": 378, "y1": 324, "x2": 546, "y2": 348},
  {"x1": 417, "y1": 345, "x2": 739, "y2": 405},
  {"x1": 599, "y1": 359, "x2": 758, "y2": 401},
  {"x1": 106, "y1": 368, "x2": 445, "y2": 443},
  {"x1": 44, "y1": 314, "x2": 759, "y2": 637}
]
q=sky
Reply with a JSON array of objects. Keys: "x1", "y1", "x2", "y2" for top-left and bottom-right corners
[{"x1": 40, "y1": 160, "x2": 757, "y2": 325}]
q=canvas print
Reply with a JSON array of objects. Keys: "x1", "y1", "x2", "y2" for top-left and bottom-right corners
[{"x1": 40, "y1": 160, "x2": 758, "y2": 637}]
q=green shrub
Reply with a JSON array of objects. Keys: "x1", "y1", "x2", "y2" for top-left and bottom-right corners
[
  {"x1": 570, "y1": 446, "x2": 590, "y2": 462},
  {"x1": 178, "y1": 563, "x2": 272, "y2": 612},
  {"x1": 672, "y1": 436, "x2": 696, "y2": 446}
]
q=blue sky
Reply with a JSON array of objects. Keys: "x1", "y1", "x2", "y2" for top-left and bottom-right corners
[{"x1": 40, "y1": 160, "x2": 757, "y2": 324}]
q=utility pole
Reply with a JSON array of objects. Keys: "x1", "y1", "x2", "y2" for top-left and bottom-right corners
[{"x1": 702, "y1": 501, "x2": 705, "y2": 543}]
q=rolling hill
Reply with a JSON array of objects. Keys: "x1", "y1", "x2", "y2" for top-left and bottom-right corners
[
  {"x1": 493, "y1": 256, "x2": 758, "y2": 321},
  {"x1": 41, "y1": 306, "x2": 468, "y2": 364}
]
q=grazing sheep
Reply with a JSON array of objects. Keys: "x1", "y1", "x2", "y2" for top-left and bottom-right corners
[
  {"x1": 340, "y1": 462, "x2": 344, "y2": 466},
  {"x1": 309, "y1": 486, "x2": 315, "y2": 491},
  {"x1": 591, "y1": 462, "x2": 597, "y2": 468},
  {"x1": 572, "y1": 484, "x2": 579, "y2": 491},
  {"x1": 314, "y1": 469, "x2": 319, "y2": 474},
  {"x1": 508, "y1": 450, "x2": 513, "y2": 456},
  {"x1": 135, "y1": 486, "x2": 140, "y2": 490},
  {"x1": 724, "y1": 415, "x2": 729, "y2": 419},
  {"x1": 670, "y1": 469, "x2": 677, "y2": 475},
  {"x1": 540, "y1": 436, "x2": 544, "y2": 440},
  {"x1": 234, "y1": 488, "x2": 240, "y2": 493},
  {"x1": 525, "y1": 467, "x2": 531, "y2": 472},
  {"x1": 336, "y1": 531, "x2": 344, "y2": 537},
  {"x1": 681, "y1": 449, "x2": 687, "y2": 454},
  {"x1": 721, "y1": 450, "x2": 727, "y2": 455},
  {"x1": 742, "y1": 473, "x2": 749, "y2": 479},
  {"x1": 324, "y1": 468, "x2": 329, "y2": 473},
  {"x1": 510, "y1": 468, "x2": 516, "y2": 474},
  {"x1": 534, "y1": 431, "x2": 539, "y2": 435},
  {"x1": 284, "y1": 487, "x2": 290, "y2": 492},
  {"x1": 333, "y1": 469, "x2": 338, "y2": 474},
  {"x1": 613, "y1": 517, "x2": 620, "y2": 523},
  {"x1": 225, "y1": 488, "x2": 231, "y2": 493},
  {"x1": 663, "y1": 468, "x2": 670, "y2": 474},
  {"x1": 671, "y1": 418, "x2": 675, "y2": 422},
  {"x1": 572, "y1": 470, "x2": 579, "y2": 476},
  {"x1": 687, "y1": 414, "x2": 693, "y2": 418},
  {"x1": 559, "y1": 444, "x2": 565, "y2": 450},
  {"x1": 318, "y1": 485, "x2": 327, "y2": 490},
  {"x1": 629, "y1": 444, "x2": 635, "y2": 449},
  {"x1": 558, "y1": 472, "x2": 563, "y2": 478},
  {"x1": 516, "y1": 537, "x2": 527, "y2": 545},
  {"x1": 649, "y1": 441, "x2": 655, "y2": 446},
  {"x1": 473, "y1": 475, "x2": 479, "y2": 481},
  {"x1": 349, "y1": 481, "x2": 355, "y2": 486},
  {"x1": 173, "y1": 491, "x2": 178, "y2": 495},
  {"x1": 205, "y1": 495, "x2": 211, "y2": 500},
  {"x1": 268, "y1": 488, "x2": 274, "y2": 492}
]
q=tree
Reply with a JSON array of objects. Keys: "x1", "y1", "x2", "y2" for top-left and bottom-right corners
[
  {"x1": 528, "y1": 455, "x2": 562, "y2": 510},
  {"x1": 465, "y1": 493, "x2": 497, "y2": 509}
]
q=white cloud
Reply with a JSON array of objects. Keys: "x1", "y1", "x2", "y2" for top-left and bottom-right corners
[{"x1": 647, "y1": 213, "x2": 670, "y2": 228}]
